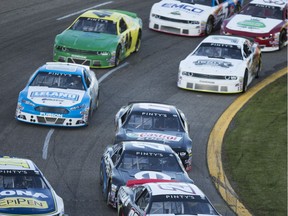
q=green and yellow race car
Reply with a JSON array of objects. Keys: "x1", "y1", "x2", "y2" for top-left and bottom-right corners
[{"x1": 53, "y1": 10, "x2": 142, "y2": 68}]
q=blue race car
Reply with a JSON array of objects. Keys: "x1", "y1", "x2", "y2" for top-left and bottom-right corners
[
  {"x1": 15, "y1": 62, "x2": 99, "y2": 127},
  {"x1": 99, "y1": 141, "x2": 194, "y2": 208},
  {"x1": 114, "y1": 102, "x2": 193, "y2": 171},
  {"x1": 0, "y1": 156, "x2": 65, "y2": 216}
]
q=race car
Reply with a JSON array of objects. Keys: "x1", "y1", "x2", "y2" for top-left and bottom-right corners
[
  {"x1": 99, "y1": 141, "x2": 194, "y2": 208},
  {"x1": 15, "y1": 62, "x2": 99, "y2": 127},
  {"x1": 177, "y1": 35, "x2": 262, "y2": 93},
  {"x1": 114, "y1": 102, "x2": 193, "y2": 171},
  {"x1": 149, "y1": 0, "x2": 243, "y2": 36},
  {"x1": 0, "y1": 156, "x2": 65, "y2": 216},
  {"x1": 220, "y1": 0, "x2": 288, "y2": 52},
  {"x1": 53, "y1": 9, "x2": 142, "y2": 68},
  {"x1": 117, "y1": 180, "x2": 221, "y2": 216}
]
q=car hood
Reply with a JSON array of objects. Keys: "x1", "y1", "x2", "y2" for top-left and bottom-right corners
[
  {"x1": 56, "y1": 30, "x2": 118, "y2": 50},
  {"x1": 151, "y1": 0, "x2": 211, "y2": 20},
  {"x1": 116, "y1": 169, "x2": 192, "y2": 184},
  {"x1": 0, "y1": 188, "x2": 57, "y2": 214},
  {"x1": 180, "y1": 56, "x2": 243, "y2": 76},
  {"x1": 226, "y1": 14, "x2": 282, "y2": 34},
  {"x1": 122, "y1": 129, "x2": 187, "y2": 150},
  {"x1": 24, "y1": 86, "x2": 86, "y2": 107}
]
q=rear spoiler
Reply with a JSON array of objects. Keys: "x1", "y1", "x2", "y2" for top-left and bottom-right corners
[{"x1": 126, "y1": 179, "x2": 176, "y2": 187}]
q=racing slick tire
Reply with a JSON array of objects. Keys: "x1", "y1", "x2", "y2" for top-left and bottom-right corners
[
  {"x1": 106, "y1": 182, "x2": 112, "y2": 206},
  {"x1": 99, "y1": 166, "x2": 104, "y2": 186},
  {"x1": 242, "y1": 71, "x2": 248, "y2": 93},
  {"x1": 255, "y1": 57, "x2": 261, "y2": 78},
  {"x1": 279, "y1": 30, "x2": 287, "y2": 50},
  {"x1": 118, "y1": 206, "x2": 124, "y2": 216},
  {"x1": 134, "y1": 30, "x2": 142, "y2": 53},
  {"x1": 205, "y1": 16, "x2": 214, "y2": 35},
  {"x1": 95, "y1": 90, "x2": 100, "y2": 110},
  {"x1": 115, "y1": 45, "x2": 121, "y2": 67}
]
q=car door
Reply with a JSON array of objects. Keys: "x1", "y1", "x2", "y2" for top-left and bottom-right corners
[{"x1": 84, "y1": 69, "x2": 98, "y2": 109}]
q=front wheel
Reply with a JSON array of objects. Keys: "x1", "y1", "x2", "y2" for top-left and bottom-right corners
[
  {"x1": 134, "y1": 30, "x2": 142, "y2": 53},
  {"x1": 279, "y1": 30, "x2": 287, "y2": 50},
  {"x1": 242, "y1": 71, "x2": 248, "y2": 93},
  {"x1": 205, "y1": 17, "x2": 214, "y2": 35},
  {"x1": 115, "y1": 45, "x2": 121, "y2": 67}
]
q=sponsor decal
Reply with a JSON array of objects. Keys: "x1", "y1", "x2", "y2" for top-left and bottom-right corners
[
  {"x1": 135, "y1": 152, "x2": 164, "y2": 157},
  {"x1": 0, "y1": 197, "x2": 48, "y2": 209},
  {"x1": 161, "y1": 3, "x2": 204, "y2": 14},
  {"x1": 237, "y1": 19, "x2": 266, "y2": 29},
  {"x1": 134, "y1": 171, "x2": 171, "y2": 180},
  {"x1": 40, "y1": 113, "x2": 63, "y2": 118},
  {"x1": 0, "y1": 190, "x2": 48, "y2": 199},
  {"x1": 127, "y1": 132, "x2": 182, "y2": 142},
  {"x1": 31, "y1": 91, "x2": 79, "y2": 101},
  {"x1": 158, "y1": 184, "x2": 196, "y2": 194},
  {"x1": 165, "y1": 194, "x2": 196, "y2": 199},
  {"x1": 194, "y1": 59, "x2": 233, "y2": 68},
  {"x1": 171, "y1": 11, "x2": 181, "y2": 15},
  {"x1": 141, "y1": 112, "x2": 167, "y2": 117}
]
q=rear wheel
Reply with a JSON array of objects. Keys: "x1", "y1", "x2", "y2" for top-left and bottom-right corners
[
  {"x1": 106, "y1": 183, "x2": 111, "y2": 206},
  {"x1": 255, "y1": 57, "x2": 261, "y2": 78}
]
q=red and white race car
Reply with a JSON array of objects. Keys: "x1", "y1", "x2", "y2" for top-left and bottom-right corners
[{"x1": 220, "y1": 0, "x2": 288, "y2": 52}]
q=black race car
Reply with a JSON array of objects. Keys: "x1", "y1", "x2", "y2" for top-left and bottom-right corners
[
  {"x1": 99, "y1": 141, "x2": 194, "y2": 208},
  {"x1": 117, "y1": 180, "x2": 221, "y2": 216},
  {"x1": 114, "y1": 102, "x2": 193, "y2": 171}
]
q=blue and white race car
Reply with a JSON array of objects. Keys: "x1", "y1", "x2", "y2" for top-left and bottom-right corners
[
  {"x1": 15, "y1": 62, "x2": 99, "y2": 127},
  {"x1": 100, "y1": 141, "x2": 194, "y2": 208},
  {"x1": 0, "y1": 156, "x2": 65, "y2": 216},
  {"x1": 149, "y1": 0, "x2": 243, "y2": 36},
  {"x1": 114, "y1": 102, "x2": 193, "y2": 171}
]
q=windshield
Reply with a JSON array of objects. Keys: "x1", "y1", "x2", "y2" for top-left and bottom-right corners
[
  {"x1": 70, "y1": 17, "x2": 117, "y2": 35},
  {"x1": 124, "y1": 112, "x2": 182, "y2": 132},
  {"x1": 193, "y1": 42, "x2": 243, "y2": 60},
  {"x1": 30, "y1": 71, "x2": 85, "y2": 90},
  {"x1": 0, "y1": 174, "x2": 48, "y2": 189},
  {"x1": 241, "y1": 4, "x2": 283, "y2": 19},
  {"x1": 149, "y1": 196, "x2": 218, "y2": 215},
  {"x1": 180, "y1": 0, "x2": 212, "y2": 6},
  {"x1": 118, "y1": 152, "x2": 183, "y2": 172}
]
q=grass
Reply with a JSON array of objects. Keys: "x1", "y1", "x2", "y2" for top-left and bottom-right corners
[{"x1": 223, "y1": 75, "x2": 287, "y2": 216}]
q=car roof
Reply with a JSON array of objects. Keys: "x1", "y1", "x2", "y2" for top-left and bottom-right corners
[
  {"x1": 79, "y1": 9, "x2": 124, "y2": 21},
  {"x1": 0, "y1": 156, "x2": 38, "y2": 171},
  {"x1": 202, "y1": 35, "x2": 247, "y2": 46},
  {"x1": 146, "y1": 181, "x2": 206, "y2": 197},
  {"x1": 250, "y1": 0, "x2": 287, "y2": 8},
  {"x1": 38, "y1": 62, "x2": 88, "y2": 76},
  {"x1": 130, "y1": 102, "x2": 179, "y2": 115},
  {"x1": 121, "y1": 141, "x2": 175, "y2": 153}
]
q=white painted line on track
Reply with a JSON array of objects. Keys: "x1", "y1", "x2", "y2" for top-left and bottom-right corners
[
  {"x1": 42, "y1": 129, "x2": 54, "y2": 160},
  {"x1": 56, "y1": 1, "x2": 113, "y2": 21},
  {"x1": 42, "y1": 62, "x2": 128, "y2": 159},
  {"x1": 99, "y1": 62, "x2": 129, "y2": 84}
]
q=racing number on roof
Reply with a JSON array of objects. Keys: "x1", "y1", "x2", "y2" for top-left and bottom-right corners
[
  {"x1": 132, "y1": 142, "x2": 166, "y2": 151},
  {"x1": 263, "y1": 0, "x2": 286, "y2": 5},
  {"x1": 158, "y1": 184, "x2": 196, "y2": 194}
]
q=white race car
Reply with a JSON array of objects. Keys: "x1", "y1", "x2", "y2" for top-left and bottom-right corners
[
  {"x1": 0, "y1": 156, "x2": 65, "y2": 216},
  {"x1": 149, "y1": 0, "x2": 243, "y2": 36},
  {"x1": 178, "y1": 35, "x2": 262, "y2": 93}
]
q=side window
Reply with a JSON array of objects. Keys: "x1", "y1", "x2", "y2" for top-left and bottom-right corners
[
  {"x1": 243, "y1": 43, "x2": 251, "y2": 58},
  {"x1": 111, "y1": 146, "x2": 123, "y2": 165},
  {"x1": 119, "y1": 18, "x2": 128, "y2": 33},
  {"x1": 135, "y1": 189, "x2": 150, "y2": 211},
  {"x1": 84, "y1": 70, "x2": 91, "y2": 88}
]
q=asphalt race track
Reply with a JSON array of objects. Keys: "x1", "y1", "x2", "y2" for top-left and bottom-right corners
[{"x1": 0, "y1": 0, "x2": 287, "y2": 215}]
